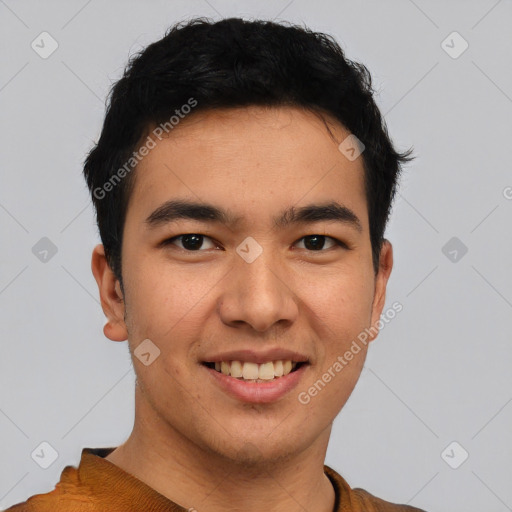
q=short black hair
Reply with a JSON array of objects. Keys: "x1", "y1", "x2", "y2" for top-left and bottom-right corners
[{"x1": 83, "y1": 16, "x2": 413, "y2": 293}]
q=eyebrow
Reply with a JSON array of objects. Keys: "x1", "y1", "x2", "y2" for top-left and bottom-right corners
[{"x1": 144, "y1": 199, "x2": 363, "y2": 233}]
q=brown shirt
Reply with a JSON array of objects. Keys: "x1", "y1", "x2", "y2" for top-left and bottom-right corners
[{"x1": 5, "y1": 447, "x2": 427, "y2": 511}]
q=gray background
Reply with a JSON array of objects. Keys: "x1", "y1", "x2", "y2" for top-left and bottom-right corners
[{"x1": 1, "y1": 1, "x2": 511, "y2": 511}]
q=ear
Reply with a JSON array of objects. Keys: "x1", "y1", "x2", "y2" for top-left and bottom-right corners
[
  {"x1": 91, "y1": 244, "x2": 128, "y2": 342},
  {"x1": 368, "y1": 239, "x2": 393, "y2": 342}
]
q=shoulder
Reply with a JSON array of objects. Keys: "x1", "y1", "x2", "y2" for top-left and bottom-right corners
[
  {"x1": 4, "y1": 465, "x2": 97, "y2": 512},
  {"x1": 323, "y1": 465, "x2": 427, "y2": 512},
  {"x1": 352, "y1": 487, "x2": 428, "y2": 512}
]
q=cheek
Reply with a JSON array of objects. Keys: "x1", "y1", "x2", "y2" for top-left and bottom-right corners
[
  {"x1": 303, "y1": 267, "x2": 374, "y2": 327},
  {"x1": 125, "y1": 268, "x2": 217, "y2": 380},
  {"x1": 127, "y1": 266, "x2": 210, "y2": 329}
]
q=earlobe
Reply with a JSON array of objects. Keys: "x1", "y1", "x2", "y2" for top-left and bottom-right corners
[
  {"x1": 368, "y1": 240, "x2": 394, "y2": 342},
  {"x1": 91, "y1": 244, "x2": 128, "y2": 342}
]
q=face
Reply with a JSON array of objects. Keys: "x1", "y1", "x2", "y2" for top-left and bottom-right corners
[{"x1": 92, "y1": 106, "x2": 393, "y2": 466}]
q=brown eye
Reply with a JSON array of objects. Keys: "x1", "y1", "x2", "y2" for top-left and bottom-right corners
[
  {"x1": 163, "y1": 234, "x2": 217, "y2": 251},
  {"x1": 295, "y1": 235, "x2": 346, "y2": 251}
]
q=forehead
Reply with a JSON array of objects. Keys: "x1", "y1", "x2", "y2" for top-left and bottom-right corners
[{"x1": 125, "y1": 106, "x2": 367, "y2": 229}]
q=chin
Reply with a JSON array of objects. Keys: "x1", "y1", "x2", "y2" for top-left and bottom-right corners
[
  {"x1": 217, "y1": 442, "x2": 297, "y2": 469},
  {"x1": 205, "y1": 424, "x2": 311, "y2": 468}
]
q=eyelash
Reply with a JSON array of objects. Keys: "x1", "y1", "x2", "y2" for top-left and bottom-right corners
[{"x1": 161, "y1": 234, "x2": 349, "y2": 252}]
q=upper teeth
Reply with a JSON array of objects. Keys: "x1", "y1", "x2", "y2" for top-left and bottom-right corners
[{"x1": 213, "y1": 360, "x2": 298, "y2": 380}]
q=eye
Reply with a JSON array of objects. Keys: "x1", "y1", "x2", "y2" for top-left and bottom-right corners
[
  {"x1": 161, "y1": 233, "x2": 348, "y2": 252},
  {"x1": 162, "y1": 234, "x2": 218, "y2": 251},
  {"x1": 294, "y1": 235, "x2": 347, "y2": 251}
]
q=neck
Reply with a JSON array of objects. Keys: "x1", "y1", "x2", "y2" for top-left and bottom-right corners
[{"x1": 105, "y1": 386, "x2": 336, "y2": 512}]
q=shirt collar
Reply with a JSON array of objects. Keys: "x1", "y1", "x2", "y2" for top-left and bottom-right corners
[{"x1": 80, "y1": 447, "x2": 353, "y2": 512}]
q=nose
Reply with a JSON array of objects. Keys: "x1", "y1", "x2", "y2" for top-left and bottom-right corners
[{"x1": 218, "y1": 248, "x2": 299, "y2": 333}]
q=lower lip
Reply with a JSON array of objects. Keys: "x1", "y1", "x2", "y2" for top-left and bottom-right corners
[{"x1": 203, "y1": 363, "x2": 309, "y2": 404}]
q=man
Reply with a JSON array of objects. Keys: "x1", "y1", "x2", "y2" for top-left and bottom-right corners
[{"x1": 6, "y1": 16, "x2": 424, "y2": 512}]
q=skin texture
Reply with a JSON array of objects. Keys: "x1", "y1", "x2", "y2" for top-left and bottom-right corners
[{"x1": 91, "y1": 105, "x2": 393, "y2": 512}]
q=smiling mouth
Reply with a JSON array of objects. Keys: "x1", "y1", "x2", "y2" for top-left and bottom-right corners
[{"x1": 202, "y1": 360, "x2": 307, "y2": 382}]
